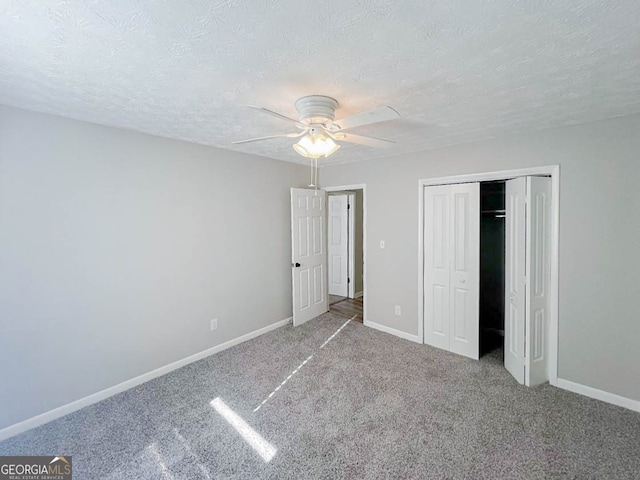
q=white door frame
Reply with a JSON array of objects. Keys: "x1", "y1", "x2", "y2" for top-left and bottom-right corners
[
  {"x1": 347, "y1": 192, "x2": 356, "y2": 299},
  {"x1": 325, "y1": 192, "x2": 353, "y2": 298},
  {"x1": 323, "y1": 184, "x2": 367, "y2": 323},
  {"x1": 327, "y1": 192, "x2": 356, "y2": 298},
  {"x1": 418, "y1": 166, "x2": 560, "y2": 386}
]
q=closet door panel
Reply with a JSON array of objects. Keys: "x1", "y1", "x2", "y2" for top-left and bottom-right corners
[
  {"x1": 424, "y1": 185, "x2": 451, "y2": 350},
  {"x1": 448, "y1": 183, "x2": 480, "y2": 360},
  {"x1": 505, "y1": 177, "x2": 527, "y2": 384},
  {"x1": 525, "y1": 176, "x2": 552, "y2": 386}
]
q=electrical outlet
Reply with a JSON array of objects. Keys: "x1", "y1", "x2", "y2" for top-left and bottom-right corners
[
  {"x1": 210, "y1": 319, "x2": 218, "y2": 331},
  {"x1": 380, "y1": 240, "x2": 385, "y2": 249},
  {"x1": 394, "y1": 305, "x2": 401, "y2": 316}
]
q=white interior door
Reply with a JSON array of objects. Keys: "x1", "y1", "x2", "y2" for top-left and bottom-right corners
[
  {"x1": 448, "y1": 183, "x2": 480, "y2": 360},
  {"x1": 291, "y1": 188, "x2": 328, "y2": 326},
  {"x1": 505, "y1": 177, "x2": 527, "y2": 384},
  {"x1": 424, "y1": 185, "x2": 451, "y2": 351},
  {"x1": 327, "y1": 194, "x2": 349, "y2": 297},
  {"x1": 525, "y1": 176, "x2": 552, "y2": 386}
]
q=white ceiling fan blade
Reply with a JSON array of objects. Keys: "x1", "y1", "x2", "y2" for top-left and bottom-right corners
[
  {"x1": 232, "y1": 132, "x2": 304, "y2": 145},
  {"x1": 332, "y1": 106, "x2": 400, "y2": 131},
  {"x1": 331, "y1": 132, "x2": 396, "y2": 148},
  {"x1": 247, "y1": 106, "x2": 305, "y2": 128}
]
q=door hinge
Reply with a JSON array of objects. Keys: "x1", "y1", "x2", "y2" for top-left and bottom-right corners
[
  {"x1": 348, "y1": 278, "x2": 351, "y2": 284},
  {"x1": 347, "y1": 203, "x2": 351, "y2": 210}
]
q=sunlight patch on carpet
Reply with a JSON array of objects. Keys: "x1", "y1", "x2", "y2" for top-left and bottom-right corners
[{"x1": 210, "y1": 397, "x2": 277, "y2": 462}]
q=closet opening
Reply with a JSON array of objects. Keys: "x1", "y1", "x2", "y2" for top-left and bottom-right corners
[
  {"x1": 421, "y1": 167, "x2": 558, "y2": 387},
  {"x1": 479, "y1": 181, "x2": 506, "y2": 358}
]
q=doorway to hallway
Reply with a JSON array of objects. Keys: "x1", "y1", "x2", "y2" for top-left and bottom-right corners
[{"x1": 329, "y1": 295, "x2": 364, "y2": 323}]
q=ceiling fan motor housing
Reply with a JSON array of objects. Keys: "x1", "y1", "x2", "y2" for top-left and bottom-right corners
[{"x1": 295, "y1": 95, "x2": 338, "y2": 125}]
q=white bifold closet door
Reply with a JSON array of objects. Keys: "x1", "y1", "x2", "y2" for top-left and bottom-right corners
[
  {"x1": 424, "y1": 182, "x2": 480, "y2": 360},
  {"x1": 505, "y1": 176, "x2": 551, "y2": 386}
]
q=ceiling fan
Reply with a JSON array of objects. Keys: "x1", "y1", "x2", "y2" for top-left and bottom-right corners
[{"x1": 233, "y1": 95, "x2": 400, "y2": 159}]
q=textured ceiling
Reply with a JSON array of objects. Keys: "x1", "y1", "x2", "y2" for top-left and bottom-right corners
[{"x1": 2, "y1": 1, "x2": 640, "y2": 166}]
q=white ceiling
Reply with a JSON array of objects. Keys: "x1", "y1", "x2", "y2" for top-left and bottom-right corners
[{"x1": 2, "y1": 1, "x2": 640, "y2": 166}]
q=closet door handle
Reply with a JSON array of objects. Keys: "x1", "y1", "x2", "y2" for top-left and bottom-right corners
[{"x1": 461, "y1": 279, "x2": 465, "y2": 283}]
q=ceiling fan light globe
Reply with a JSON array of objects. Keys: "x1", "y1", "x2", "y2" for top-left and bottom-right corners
[
  {"x1": 293, "y1": 141, "x2": 318, "y2": 159},
  {"x1": 322, "y1": 140, "x2": 340, "y2": 157},
  {"x1": 293, "y1": 134, "x2": 339, "y2": 159}
]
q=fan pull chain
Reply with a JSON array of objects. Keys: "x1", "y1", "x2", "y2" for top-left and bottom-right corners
[
  {"x1": 308, "y1": 158, "x2": 315, "y2": 187},
  {"x1": 313, "y1": 158, "x2": 318, "y2": 190},
  {"x1": 308, "y1": 157, "x2": 319, "y2": 189}
]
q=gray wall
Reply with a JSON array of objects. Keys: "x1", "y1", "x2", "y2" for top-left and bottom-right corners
[
  {"x1": 0, "y1": 105, "x2": 308, "y2": 429},
  {"x1": 321, "y1": 114, "x2": 640, "y2": 402}
]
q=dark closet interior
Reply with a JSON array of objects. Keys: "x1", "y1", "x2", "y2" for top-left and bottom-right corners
[{"x1": 480, "y1": 181, "x2": 505, "y2": 357}]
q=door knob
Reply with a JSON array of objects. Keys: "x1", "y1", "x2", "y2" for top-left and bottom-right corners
[{"x1": 292, "y1": 262, "x2": 301, "y2": 267}]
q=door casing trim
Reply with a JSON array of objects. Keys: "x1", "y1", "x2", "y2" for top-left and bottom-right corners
[{"x1": 323, "y1": 184, "x2": 367, "y2": 324}]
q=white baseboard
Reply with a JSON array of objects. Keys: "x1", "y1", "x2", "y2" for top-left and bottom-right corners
[
  {"x1": 0, "y1": 317, "x2": 293, "y2": 442},
  {"x1": 556, "y1": 378, "x2": 640, "y2": 413},
  {"x1": 364, "y1": 320, "x2": 422, "y2": 344},
  {"x1": 355, "y1": 291, "x2": 364, "y2": 298}
]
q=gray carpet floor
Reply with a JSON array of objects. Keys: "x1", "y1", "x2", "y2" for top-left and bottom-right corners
[{"x1": 1, "y1": 312, "x2": 639, "y2": 479}]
